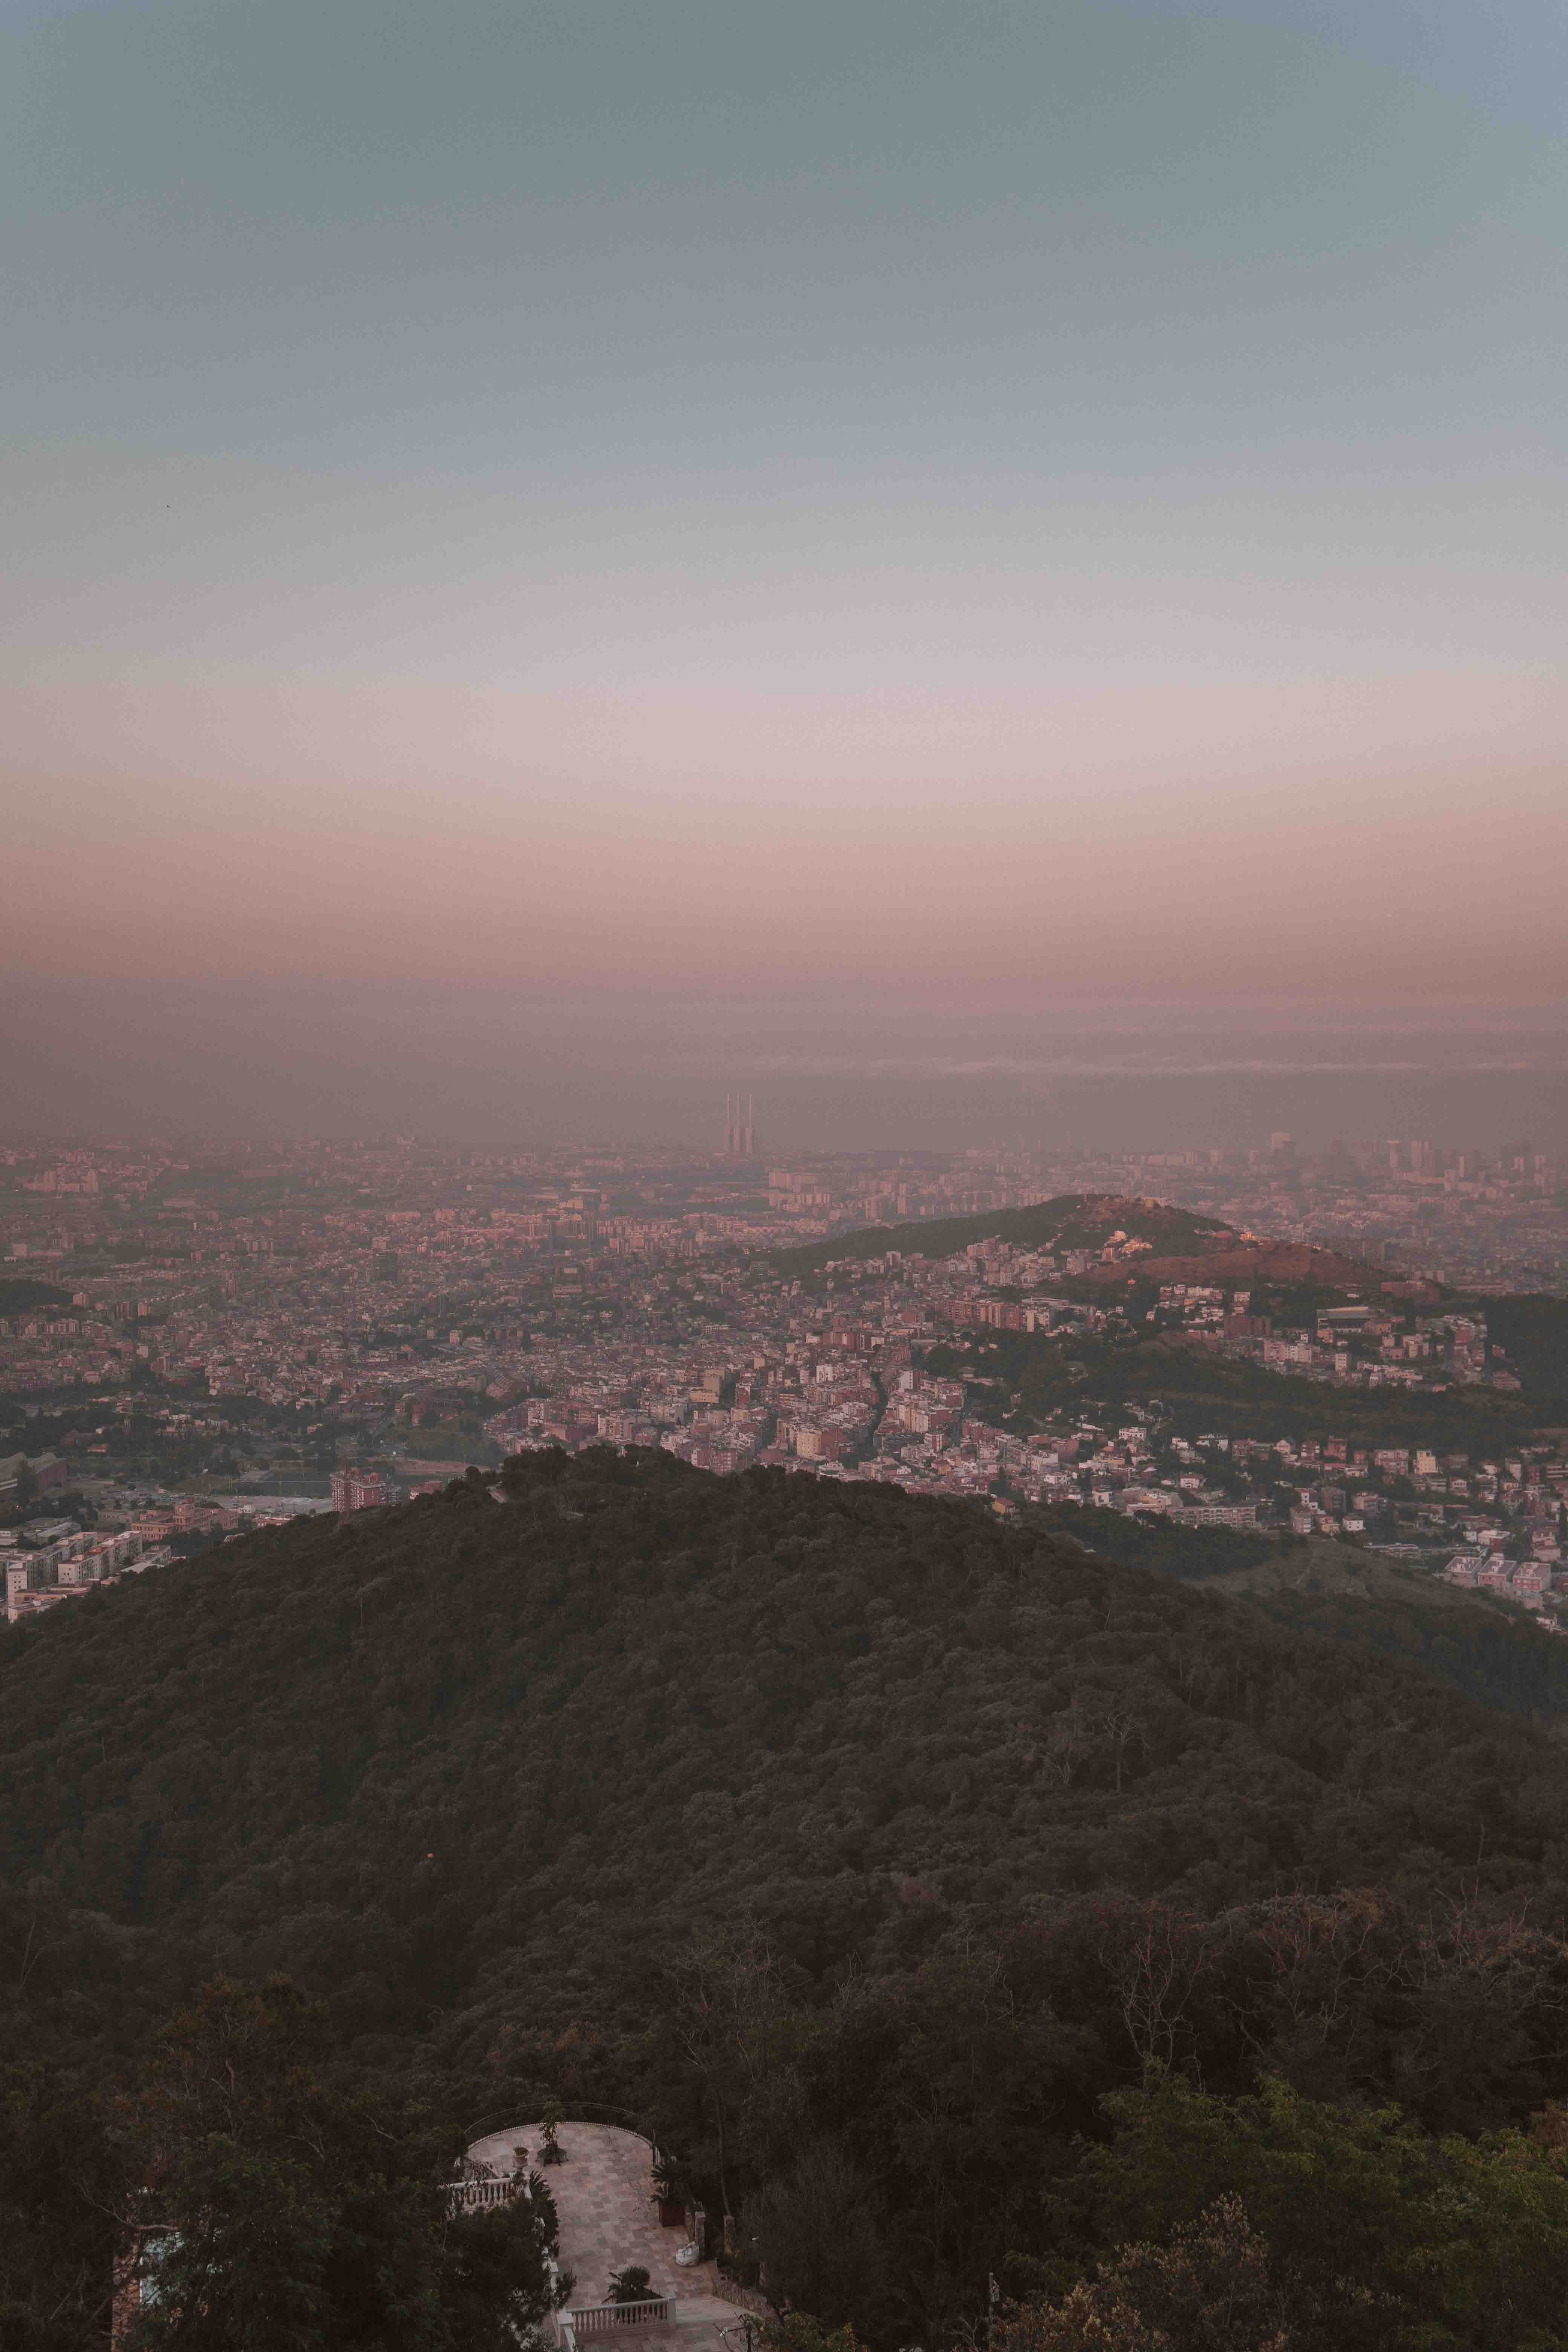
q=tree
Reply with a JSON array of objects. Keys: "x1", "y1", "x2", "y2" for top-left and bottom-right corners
[
  {"x1": 997, "y1": 2197, "x2": 1289, "y2": 2352},
  {"x1": 0, "y1": 2057, "x2": 121, "y2": 2351},
  {"x1": 671, "y1": 1916, "x2": 786, "y2": 2223},
  {"x1": 761, "y1": 2318, "x2": 861, "y2": 2352},
  {"x1": 443, "y1": 2190, "x2": 568, "y2": 2352},
  {"x1": 1061, "y1": 2069, "x2": 1568, "y2": 2352},
  {"x1": 118, "y1": 1978, "x2": 560, "y2": 2352},
  {"x1": 742, "y1": 2145, "x2": 886, "y2": 2335}
]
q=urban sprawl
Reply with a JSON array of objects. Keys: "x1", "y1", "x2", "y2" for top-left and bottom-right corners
[{"x1": 4, "y1": 1124, "x2": 1565, "y2": 1628}]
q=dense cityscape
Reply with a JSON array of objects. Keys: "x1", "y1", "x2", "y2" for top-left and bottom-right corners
[{"x1": 5, "y1": 1116, "x2": 1565, "y2": 1628}]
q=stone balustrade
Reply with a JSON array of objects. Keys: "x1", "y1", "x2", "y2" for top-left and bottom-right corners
[
  {"x1": 569, "y1": 2298, "x2": 672, "y2": 2334},
  {"x1": 449, "y1": 2172, "x2": 522, "y2": 2212}
]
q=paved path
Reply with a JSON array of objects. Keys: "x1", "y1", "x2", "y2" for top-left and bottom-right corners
[{"x1": 466, "y1": 2118, "x2": 749, "y2": 2351}]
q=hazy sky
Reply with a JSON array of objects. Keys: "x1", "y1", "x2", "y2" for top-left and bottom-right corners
[
  {"x1": 4, "y1": 0, "x2": 1566, "y2": 998},
  {"x1": 5, "y1": 976, "x2": 1568, "y2": 1149}
]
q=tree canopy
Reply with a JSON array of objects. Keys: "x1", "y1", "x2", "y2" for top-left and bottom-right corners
[{"x1": 7, "y1": 1449, "x2": 1568, "y2": 2345}]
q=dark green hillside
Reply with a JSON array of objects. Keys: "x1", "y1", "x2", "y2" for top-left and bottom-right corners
[
  {"x1": 1481, "y1": 1293, "x2": 1568, "y2": 1416},
  {"x1": 9, "y1": 1452, "x2": 1568, "y2": 2347},
  {"x1": 0, "y1": 1458, "x2": 1561, "y2": 1957},
  {"x1": 1037, "y1": 1502, "x2": 1568, "y2": 1721},
  {"x1": 1024, "y1": 1500, "x2": 1283, "y2": 1582},
  {"x1": 2, "y1": 1451, "x2": 1566, "y2": 2059},
  {"x1": 940, "y1": 1324, "x2": 1542, "y2": 1452},
  {"x1": 770, "y1": 1193, "x2": 1227, "y2": 1278}
]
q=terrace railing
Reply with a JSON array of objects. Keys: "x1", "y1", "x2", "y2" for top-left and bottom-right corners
[
  {"x1": 449, "y1": 2173, "x2": 523, "y2": 2213},
  {"x1": 570, "y1": 2300, "x2": 672, "y2": 2335}
]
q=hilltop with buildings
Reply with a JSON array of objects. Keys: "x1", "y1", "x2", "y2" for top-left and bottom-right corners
[{"x1": 770, "y1": 1190, "x2": 1234, "y2": 1276}]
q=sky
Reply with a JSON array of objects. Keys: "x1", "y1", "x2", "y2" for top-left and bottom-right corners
[{"x1": 3, "y1": 0, "x2": 1566, "y2": 1025}]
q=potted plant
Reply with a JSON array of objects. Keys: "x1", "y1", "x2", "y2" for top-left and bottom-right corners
[
  {"x1": 652, "y1": 2156, "x2": 686, "y2": 2229},
  {"x1": 538, "y1": 2097, "x2": 566, "y2": 2165},
  {"x1": 608, "y1": 2265, "x2": 654, "y2": 2318}
]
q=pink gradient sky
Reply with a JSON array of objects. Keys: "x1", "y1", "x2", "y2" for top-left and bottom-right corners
[
  {"x1": 4, "y1": 0, "x2": 1565, "y2": 1005},
  {"x1": 9, "y1": 677, "x2": 1565, "y2": 992}
]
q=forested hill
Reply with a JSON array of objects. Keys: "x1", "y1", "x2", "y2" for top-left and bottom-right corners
[
  {"x1": 770, "y1": 1191, "x2": 1228, "y2": 1277},
  {"x1": 10, "y1": 1451, "x2": 1568, "y2": 2347},
  {"x1": 1482, "y1": 1292, "x2": 1568, "y2": 1419},
  {"x1": 5, "y1": 1449, "x2": 1568, "y2": 2057},
  {"x1": 1033, "y1": 1501, "x2": 1568, "y2": 1722}
]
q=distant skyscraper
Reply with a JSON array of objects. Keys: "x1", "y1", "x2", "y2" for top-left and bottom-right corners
[{"x1": 723, "y1": 1095, "x2": 756, "y2": 1157}]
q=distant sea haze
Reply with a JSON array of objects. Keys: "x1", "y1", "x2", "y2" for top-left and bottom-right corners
[{"x1": 2, "y1": 978, "x2": 1565, "y2": 1153}]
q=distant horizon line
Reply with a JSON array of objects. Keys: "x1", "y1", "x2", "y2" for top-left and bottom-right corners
[{"x1": 2, "y1": 971, "x2": 1567, "y2": 1012}]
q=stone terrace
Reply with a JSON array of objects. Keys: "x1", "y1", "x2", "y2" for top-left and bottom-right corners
[{"x1": 465, "y1": 2117, "x2": 747, "y2": 2350}]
